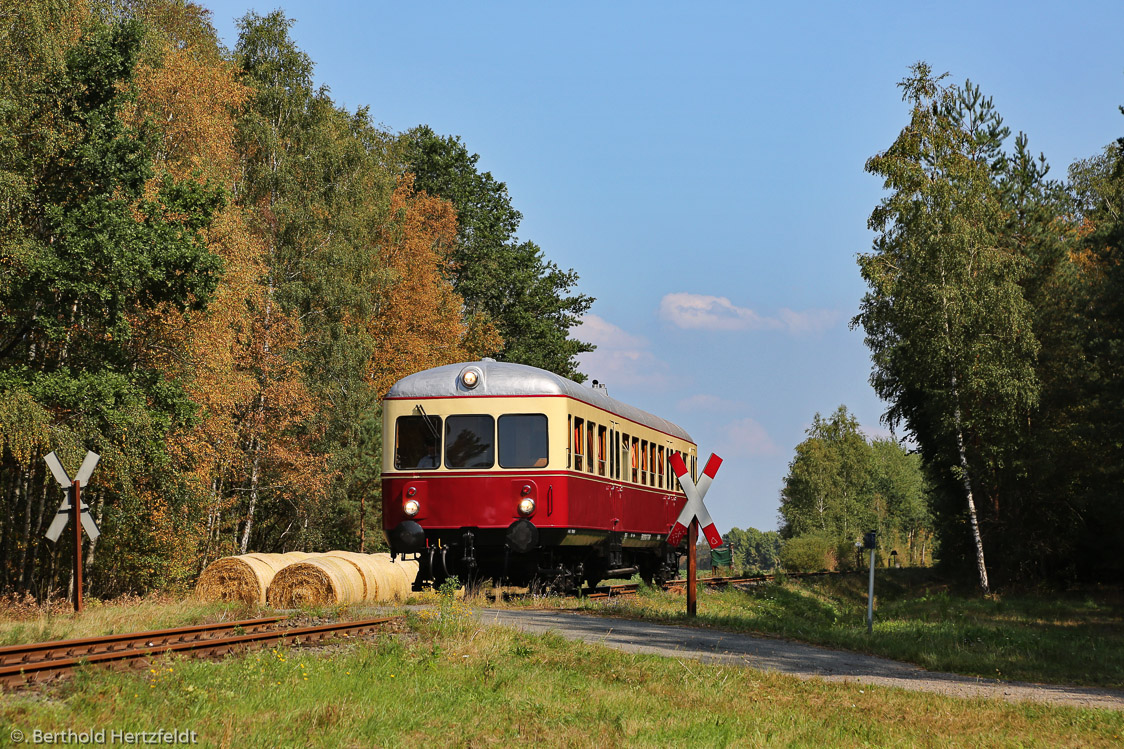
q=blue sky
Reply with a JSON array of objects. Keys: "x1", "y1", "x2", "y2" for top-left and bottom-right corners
[{"x1": 199, "y1": 0, "x2": 1124, "y2": 533}]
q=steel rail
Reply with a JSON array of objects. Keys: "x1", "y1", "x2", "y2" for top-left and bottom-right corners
[
  {"x1": 0, "y1": 616, "x2": 288, "y2": 668},
  {"x1": 585, "y1": 583, "x2": 639, "y2": 599},
  {"x1": 0, "y1": 616, "x2": 397, "y2": 689},
  {"x1": 664, "y1": 570, "x2": 835, "y2": 588}
]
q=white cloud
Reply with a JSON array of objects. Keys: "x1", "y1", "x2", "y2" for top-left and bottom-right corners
[
  {"x1": 574, "y1": 313, "x2": 647, "y2": 349},
  {"x1": 574, "y1": 314, "x2": 672, "y2": 390},
  {"x1": 720, "y1": 417, "x2": 782, "y2": 457},
  {"x1": 659, "y1": 292, "x2": 838, "y2": 334}
]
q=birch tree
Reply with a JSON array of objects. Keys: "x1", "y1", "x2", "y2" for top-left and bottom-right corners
[{"x1": 854, "y1": 64, "x2": 1039, "y2": 593}]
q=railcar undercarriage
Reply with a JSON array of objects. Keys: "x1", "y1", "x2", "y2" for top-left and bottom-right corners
[{"x1": 390, "y1": 522, "x2": 682, "y2": 593}]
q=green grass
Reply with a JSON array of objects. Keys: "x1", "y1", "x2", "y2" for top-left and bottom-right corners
[
  {"x1": 3, "y1": 604, "x2": 1121, "y2": 748},
  {"x1": 528, "y1": 569, "x2": 1124, "y2": 689},
  {"x1": 0, "y1": 593, "x2": 264, "y2": 646}
]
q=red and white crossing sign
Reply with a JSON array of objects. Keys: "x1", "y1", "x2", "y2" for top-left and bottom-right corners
[{"x1": 668, "y1": 453, "x2": 723, "y2": 549}]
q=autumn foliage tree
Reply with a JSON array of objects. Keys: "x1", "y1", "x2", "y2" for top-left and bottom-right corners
[
  {"x1": 0, "y1": 2, "x2": 577, "y2": 597},
  {"x1": 366, "y1": 175, "x2": 502, "y2": 397}
]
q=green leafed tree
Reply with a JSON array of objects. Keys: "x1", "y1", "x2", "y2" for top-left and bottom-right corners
[
  {"x1": 778, "y1": 406, "x2": 875, "y2": 543},
  {"x1": 855, "y1": 64, "x2": 1040, "y2": 593},
  {"x1": 778, "y1": 406, "x2": 934, "y2": 571},
  {"x1": 401, "y1": 125, "x2": 594, "y2": 380},
  {"x1": 0, "y1": 8, "x2": 225, "y2": 593},
  {"x1": 724, "y1": 526, "x2": 782, "y2": 574}
]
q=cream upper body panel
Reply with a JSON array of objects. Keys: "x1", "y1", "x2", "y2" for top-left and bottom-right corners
[{"x1": 382, "y1": 361, "x2": 696, "y2": 479}]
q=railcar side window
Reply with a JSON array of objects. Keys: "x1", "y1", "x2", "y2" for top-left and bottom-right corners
[
  {"x1": 567, "y1": 416, "x2": 572, "y2": 468},
  {"x1": 445, "y1": 415, "x2": 495, "y2": 469},
  {"x1": 498, "y1": 414, "x2": 548, "y2": 468},
  {"x1": 630, "y1": 437, "x2": 639, "y2": 483},
  {"x1": 395, "y1": 415, "x2": 442, "y2": 470},
  {"x1": 587, "y1": 421, "x2": 596, "y2": 473},
  {"x1": 573, "y1": 418, "x2": 584, "y2": 471},
  {"x1": 597, "y1": 425, "x2": 607, "y2": 476},
  {"x1": 620, "y1": 433, "x2": 629, "y2": 482},
  {"x1": 657, "y1": 446, "x2": 665, "y2": 489}
]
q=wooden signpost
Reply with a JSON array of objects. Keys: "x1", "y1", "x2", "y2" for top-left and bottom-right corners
[
  {"x1": 669, "y1": 453, "x2": 723, "y2": 617},
  {"x1": 43, "y1": 451, "x2": 101, "y2": 613}
]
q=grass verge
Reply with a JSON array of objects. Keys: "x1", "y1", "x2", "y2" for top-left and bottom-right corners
[
  {"x1": 0, "y1": 593, "x2": 266, "y2": 646},
  {"x1": 2, "y1": 601, "x2": 1121, "y2": 748},
  {"x1": 512, "y1": 569, "x2": 1124, "y2": 689}
]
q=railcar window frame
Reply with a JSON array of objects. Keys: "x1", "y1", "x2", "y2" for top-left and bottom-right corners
[
  {"x1": 597, "y1": 425, "x2": 607, "y2": 476},
  {"x1": 588, "y1": 420, "x2": 597, "y2": 472},
  {"x1": 573, "y1": 417, "x2": 584, "y2": 472},
  {"x1": 394, "y1": 414, "x2": 443, "y2": 470},
  {"x1": 498, "y1": 413, "x2": 549, "y2": 469},
  {"x1": 444, "y1": 414, "x2": 495, "y2": 469},
  {"x1": 630, "y1": 437, "x2": 639, "y2": 483}
]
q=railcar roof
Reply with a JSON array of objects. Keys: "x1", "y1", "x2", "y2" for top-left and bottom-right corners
[{"x1": 385, "y1": 360, "x2": 694, "y2": 443}]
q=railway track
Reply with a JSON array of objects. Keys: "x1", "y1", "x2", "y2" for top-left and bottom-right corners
[
  {"x1": 0, "y1": 616, "x2": 398, "y2": 689},
  {"x1": 665, "y1": 570, "x2": 835, "y2": 588},
  {"x1": 583, "y1": 583, "x2": 639, "y2": 599}
]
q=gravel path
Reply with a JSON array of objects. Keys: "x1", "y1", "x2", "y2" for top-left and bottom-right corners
[{"x1": 476, "y1": 609, "x2": 1124, "y2": 711}]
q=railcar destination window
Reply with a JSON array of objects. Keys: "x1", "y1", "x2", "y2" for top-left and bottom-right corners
[
  {"x1": 445, "y1": 415, "x2": 495, "y2": 468},
  {"x1": 498, "y1": 414, "x2": 549, "y2": 468},
  {"x1": 396, "y1": 415, "x2": 442, "y2": 469}
]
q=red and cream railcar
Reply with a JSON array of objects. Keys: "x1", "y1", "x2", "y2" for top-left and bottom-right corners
[{"x1": 382, "y1": 359, "x2": 697, "y2": 588}]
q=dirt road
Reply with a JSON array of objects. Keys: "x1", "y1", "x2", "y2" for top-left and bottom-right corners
[{"x1": 476, "y1": 609, "x2": 1124, "y2": 711}]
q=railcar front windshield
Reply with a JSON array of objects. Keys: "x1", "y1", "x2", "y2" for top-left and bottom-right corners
[
  {"x1": 445, "y1": 415, "x2": 495, "y2": 468},
  {"x1": 395, "y1": 415, "x2": 442, "y2": 469},
  {"x1": 498, "y1": 414, "x2": 548, "y2": 468}
]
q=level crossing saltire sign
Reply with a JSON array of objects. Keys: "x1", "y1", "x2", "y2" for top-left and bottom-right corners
[
  {"x1": 44, "y1": 451, "x2": 101, "y2": 543},
  {"x1": 667, "y1": 453, "x2": 723, "y2": 549}
]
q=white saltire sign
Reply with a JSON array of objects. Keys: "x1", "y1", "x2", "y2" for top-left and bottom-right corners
[{"x1": 44, "y1": 451, "x2": 101, "y2": 543}]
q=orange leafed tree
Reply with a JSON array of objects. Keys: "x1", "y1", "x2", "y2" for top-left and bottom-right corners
[
  {"x1": 126, "y1": 1, "x2": 329, "y2": 566},
  {"x1": 366, "y1": 175, "x2": 502, "y2": 396}
]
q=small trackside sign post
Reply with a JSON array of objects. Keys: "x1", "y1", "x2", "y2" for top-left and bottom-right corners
[
  {"x1": 43, "y1": 451, "x2": 101, "y2": 613},
  {"x1": 669, "y1": 453, "x2": 723, "y2": 617}
]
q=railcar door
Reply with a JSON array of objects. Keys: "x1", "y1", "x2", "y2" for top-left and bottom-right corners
[{"x1": 608, "y1": 425, "x2": 623, "y2": 524}]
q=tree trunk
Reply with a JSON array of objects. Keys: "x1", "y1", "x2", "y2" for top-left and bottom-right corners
[
  {"x1": 941, "y1": 270, "x2": 989, "y2": 594},
  {"x1": 17, "y1": 466, "x2": 32, "y2": 588},
  {"x1": 29, "y1": 461, "x2": 50, "y2": 588},
  {"x1": 240, "y1": 435, "x2": 261, "y2": 555},
  {"x1": 359, "y1": 493, "x2": 365, "y2": 553},
  {"x1": 952, "y1": 386, "x2": 989, "y2": 594}
]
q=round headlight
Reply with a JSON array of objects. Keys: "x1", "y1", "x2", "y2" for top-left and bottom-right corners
[
  {"x1": 518, "y1": 498, "x2": 536, "y2": 516},
  {"x1": 462, "y1": 370, "x2": 478, "y2": 388},
  {"x1": 403, "y1": 499, "x2": 420, "y2": 517}
]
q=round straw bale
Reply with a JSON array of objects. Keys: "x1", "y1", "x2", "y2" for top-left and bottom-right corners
[
  {"x1": 324, "y1": 551, "x2": 393, "y2": 602},
  {"x1": 374, "y1": 556, "x2": 420, "y2": 600},
  {"x1": 195, "y1": 553, "x2": 309, "y2": 604},
  {"x1": 248, "y1": 551, "x2": 313, "y2": 568},
  {"x1": 267, "y1": 556, "x2": 365, "y2": 607}
]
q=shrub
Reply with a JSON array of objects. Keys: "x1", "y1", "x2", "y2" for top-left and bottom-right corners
[{"x1": 780, "y1": 535, "x2": 837, "y2": 572}]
